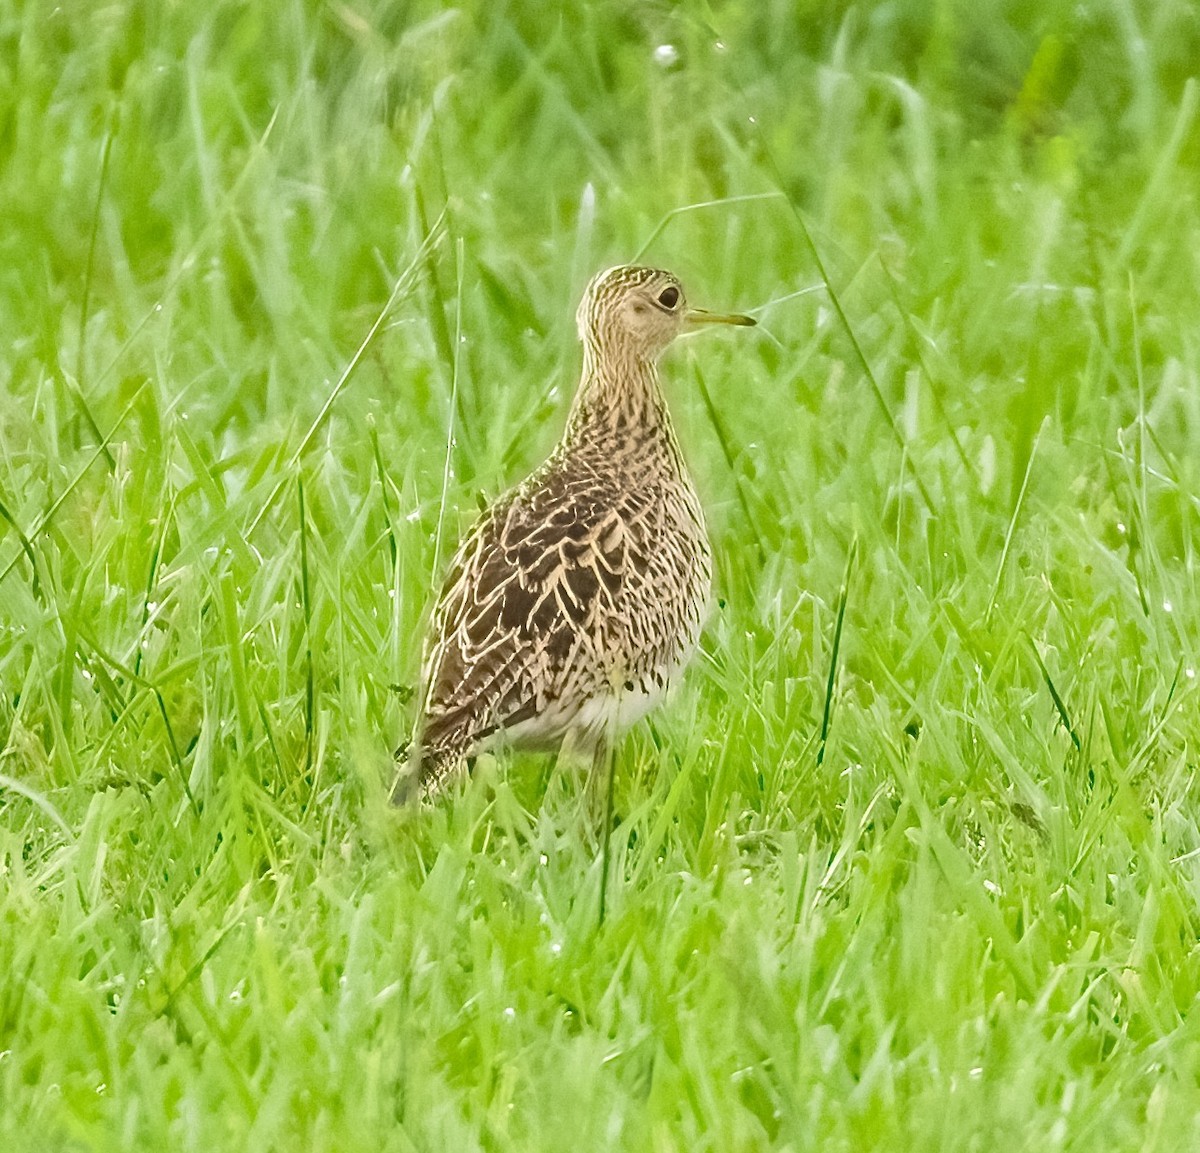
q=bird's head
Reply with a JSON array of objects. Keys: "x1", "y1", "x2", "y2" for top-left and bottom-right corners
[{"x1": 576, "y1": 265, "x2": 755, "y2": 361}]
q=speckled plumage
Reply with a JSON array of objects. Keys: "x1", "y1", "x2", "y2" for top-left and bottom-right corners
[{"x1": 394, "y1": 265, "x2": 754, "y2": 800}]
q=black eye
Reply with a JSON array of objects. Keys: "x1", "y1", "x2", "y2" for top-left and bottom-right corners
[{"x1": 657, "y1": 286, "x2": 680, "y2": 309}]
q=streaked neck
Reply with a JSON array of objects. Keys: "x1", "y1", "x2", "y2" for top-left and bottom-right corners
[{"x1": 565, "y1": 339, "x2": 670, "y2": 445}]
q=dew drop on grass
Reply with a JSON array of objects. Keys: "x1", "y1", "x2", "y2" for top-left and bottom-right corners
[
  {"x1": 653, "y1": 44, "x2": 678, "y2": 67},
  {"x1": 1163, "y1": 600, "x2": 1173, "y2": 613},
  {"x1": 503, "y1": 1006, "x2": 516, "y2": 1023},
  {"x1": 538, "y1": 853, "x2": 548, "y2": 865}
]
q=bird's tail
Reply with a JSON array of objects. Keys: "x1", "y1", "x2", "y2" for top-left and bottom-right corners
[
  {"x1": 389, "y1": 740, "x2": 420, "y2": 804},
  {"x1": 389, "y1": 737, "x2": 468, "y2": 804}
]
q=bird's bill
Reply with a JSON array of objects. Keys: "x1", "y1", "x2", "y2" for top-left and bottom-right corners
[{"x1": 685, "y1": 307, "x2": 756, "y2": 327}]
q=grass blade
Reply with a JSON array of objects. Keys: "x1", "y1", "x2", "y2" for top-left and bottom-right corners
[{"x1": 817, "y1": 537, "x2": 857, "y2": 767}]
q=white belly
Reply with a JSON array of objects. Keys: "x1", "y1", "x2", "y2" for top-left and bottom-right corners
[{"x1": 500, "y1": 658, "x2": 686, "y2": 753}]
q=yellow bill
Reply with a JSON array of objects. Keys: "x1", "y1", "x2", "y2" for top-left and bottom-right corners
[{"x1": 686, "y1": 307, "x2": 756, "y2": 327}]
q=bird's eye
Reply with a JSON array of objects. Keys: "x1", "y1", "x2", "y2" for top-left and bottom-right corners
[{"x1": 657, "y1": 286, "x2": 680, "y2": 309}]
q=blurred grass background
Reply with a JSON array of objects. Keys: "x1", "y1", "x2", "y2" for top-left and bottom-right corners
[{"x1": 2, "y1": 0, "x2": 1200, "y2": 1148}]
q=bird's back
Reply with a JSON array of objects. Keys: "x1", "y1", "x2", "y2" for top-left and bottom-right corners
[{"x1": 409, "y1": 429, "x2": 710, "y2": 793}]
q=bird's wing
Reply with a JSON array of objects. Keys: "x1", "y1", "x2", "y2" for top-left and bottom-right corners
[{"x1": 418, "y1": 467, "x2": 633, "y2": 762}]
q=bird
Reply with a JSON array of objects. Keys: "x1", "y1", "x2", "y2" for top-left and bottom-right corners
[{"x1": 393, "y1": 264, "x2": 755, "y2": 801}]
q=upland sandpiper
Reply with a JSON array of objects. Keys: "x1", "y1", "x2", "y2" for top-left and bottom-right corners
[{"x1": 393, "y1": 264, "x2": 755, "y2": 800}]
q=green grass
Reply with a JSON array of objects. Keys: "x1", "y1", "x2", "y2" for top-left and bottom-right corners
[{"x1": 3, "y1": 0, "x2": 1200, "y2": 1148}]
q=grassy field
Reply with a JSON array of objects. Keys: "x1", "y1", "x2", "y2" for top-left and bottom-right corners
[{"x1": 3, "y1": 0, "x2": 1200, "y2": 1148}]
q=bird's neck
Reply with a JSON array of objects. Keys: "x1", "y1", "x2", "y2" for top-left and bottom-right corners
[{"x1": 563, "y1": 342, "x2": 676, "y2": 454}]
